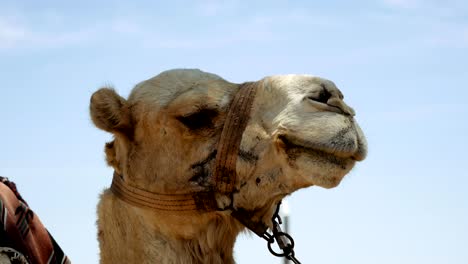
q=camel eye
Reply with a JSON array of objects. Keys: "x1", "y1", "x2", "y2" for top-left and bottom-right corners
[
  {"x1": 177, "y1": 108, "x2": 218, "y2": 130},
  {"x1": 307, "y1": 89, "x2": 331, "y2": 104}
]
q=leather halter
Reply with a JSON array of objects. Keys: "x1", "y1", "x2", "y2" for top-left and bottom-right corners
[
  {"x1": 111, "y1": 173, "x2": 213, "y2": 211},
  {"x1": 111, "y1": 82, "x2": 258, "y2": 213},
  {"x1": 109, "y1": 82, "x2": 302, "y2": 262}
]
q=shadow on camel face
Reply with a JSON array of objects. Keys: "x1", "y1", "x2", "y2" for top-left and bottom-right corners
[{"x1": 90, "y1": 68, "x2": 367, "y2": 225}]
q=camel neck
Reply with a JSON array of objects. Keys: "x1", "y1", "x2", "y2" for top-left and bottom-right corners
[{"x1": 98, "y1": 189, "x2": 244, "y2": 264}]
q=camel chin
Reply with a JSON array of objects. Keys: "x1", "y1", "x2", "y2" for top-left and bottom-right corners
[{"x1": 291, "y1": 149, "x2": 356, "y2": 189}]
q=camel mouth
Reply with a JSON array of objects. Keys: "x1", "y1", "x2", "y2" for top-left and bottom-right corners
[{"x1": 278, "y1": 134, "x2": 355, "y2": 167}]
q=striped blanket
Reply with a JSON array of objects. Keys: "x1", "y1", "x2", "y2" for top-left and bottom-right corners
[{"x1": 0, "y1": 177, "x2": 70, "y2": 264}]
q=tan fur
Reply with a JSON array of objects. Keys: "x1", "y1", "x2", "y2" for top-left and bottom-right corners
[{"x1": 90, "y1": 69, "x2": 367, "y2": 263}]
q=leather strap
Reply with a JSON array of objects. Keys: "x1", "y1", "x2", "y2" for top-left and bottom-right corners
[
  {"x1": 110, "y1": 82, "x2": 257, "y2": 212},
  {"x1": 213, "y1": 82, "x2": 257, "y2": 194},
  {"x1": 111, "y1": 173, "x2": 215, "y2": 211}
]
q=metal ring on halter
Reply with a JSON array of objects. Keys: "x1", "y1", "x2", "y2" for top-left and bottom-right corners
[{"x1": 267, "y1": 231, "x2": 295, "y2": 257}]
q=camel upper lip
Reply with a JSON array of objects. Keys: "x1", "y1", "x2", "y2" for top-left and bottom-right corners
[{"x1": 278, "y1": 134, "x2": 363, "y2": 161}]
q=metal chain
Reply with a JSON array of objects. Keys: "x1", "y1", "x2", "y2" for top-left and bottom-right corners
[{"x1": 261, "y1": 201, "x2": 302, "y2": 264}]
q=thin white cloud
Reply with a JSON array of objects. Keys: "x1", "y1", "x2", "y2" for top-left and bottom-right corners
[
  {"x1": 428, "y1": 26, "x2": 468, "y2": 48},
  {"x1": 382, "y1": 0, "x2": 467, "y2": 16},
  {"x1": 2, "y1": 3, "x2": 466, "y2": 53},
  {"x1": 142, "y1": 20, "x2": 275, "y2": 50},
  {"x1": 0, "y1": 13, "x2": 145, "y2": 51},
  {"x1": 382, "y1": 0, "x2": 421, "y2": 9},
  {"x1": 110, "y1": 20, "x2": 143, "y2": 34},
  {"x1": 0, "y1": 15, "x2": 96, "y2": 50},
  {"x1": 195, "y1": 0, "x2": 239, "y2": 16},
  {"x1": 140, "y1": 10, "x2": 342, "y2": 50},
  {"x1": 0, "y1": 18, "x2": 27, "y2": 49},
  {"x1": 0, "y1": 5, "x2": 355, "y2": 52},
  {"x1": 0, "y1": 8, "x2": 269, "y2": 51}
]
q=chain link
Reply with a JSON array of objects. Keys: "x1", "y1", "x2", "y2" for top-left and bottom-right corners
[{"x1": 262, "y1": 201, "x2": 302, "y2": 264}]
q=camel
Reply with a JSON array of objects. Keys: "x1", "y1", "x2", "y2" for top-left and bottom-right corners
[{"x1": 90, "y1": 69, "x2": 367, "y2": 264}]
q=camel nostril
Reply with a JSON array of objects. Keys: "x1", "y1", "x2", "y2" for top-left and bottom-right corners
[
  {"x1": 318, "y1": 85, "x2": 332, "y2": 103},
  {"x1": 308, "y1": 86, "x2": 332, "y2": 104},
  {"x1": 327, "y1": 98, "x2": 356, "y2": 117}
]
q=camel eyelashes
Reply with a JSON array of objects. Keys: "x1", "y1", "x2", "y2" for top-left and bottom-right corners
[{"x1": 176, "y1": 108, "x2": 219, "y2": 130}]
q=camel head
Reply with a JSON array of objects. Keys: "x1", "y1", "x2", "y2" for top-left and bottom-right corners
[{"x1": 90, "y1": 69, "x2": 367, "y2": 233}]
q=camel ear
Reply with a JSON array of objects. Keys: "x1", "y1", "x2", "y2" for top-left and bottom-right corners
[{"x1": 90, "y1": 88, "x2": 131, "y2": 135}]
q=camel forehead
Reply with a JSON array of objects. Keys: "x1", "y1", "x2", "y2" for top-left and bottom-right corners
[{"x1": 128, "y1": 69, "x2": 230, "y2": 107}]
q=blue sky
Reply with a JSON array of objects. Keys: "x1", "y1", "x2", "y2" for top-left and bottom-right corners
[{"x1": 1, "y1": 0, "x2": 467, "y2": 263}]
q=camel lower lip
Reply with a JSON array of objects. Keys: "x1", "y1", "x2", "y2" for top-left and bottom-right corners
[
  {"x1": 278, "y1": 134, "x2": 360, "y2": 161},
  {"x1": 279, "y1": 135, "x2": 339, "y2": 157},
  {"x1": 278, "y1": 134, "x2": 353, "y2": 169}
]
